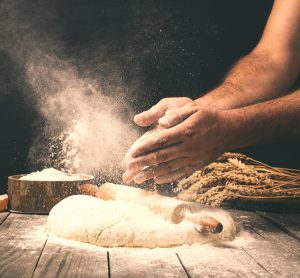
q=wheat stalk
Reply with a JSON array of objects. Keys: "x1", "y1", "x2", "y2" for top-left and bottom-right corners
[{"x1": 175, "y1": 152, "x2": 300, "y2": 206}]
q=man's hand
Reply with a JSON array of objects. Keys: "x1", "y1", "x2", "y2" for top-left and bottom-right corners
[
  {"x1": 134, "y1": 97, "x2": 193, "y2": 127},
  {"x1": 123, "y1": 102, "x2": 231, "y2": 184},
  {"x1": 122, "y1": 97, "x2": 193, "y2": 168}
]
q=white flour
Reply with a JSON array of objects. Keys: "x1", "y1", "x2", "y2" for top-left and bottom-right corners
[
  {"x1": 47, "y1": 231, "x2": 252, "y2": 252},
  {"x1": 20, "y1": 168, "x2": 93, "y2": 181}
]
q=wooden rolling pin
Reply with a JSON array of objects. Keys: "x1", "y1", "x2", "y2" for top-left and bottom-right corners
[
  {"x1": 0, "y1": 194, "x2": 8, "y2": 212},
  {"x1": 80, "y1": 183, "x2": 223, "y2": 234}
]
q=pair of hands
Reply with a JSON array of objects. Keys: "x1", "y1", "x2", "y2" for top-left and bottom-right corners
[{"x1": 123, "y1": 97, "x2": 231, "y2": 184}]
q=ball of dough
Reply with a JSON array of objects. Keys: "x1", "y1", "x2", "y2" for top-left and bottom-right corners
[{"x1": 47, "y1": 195, "x2": 211, "y2": 248}]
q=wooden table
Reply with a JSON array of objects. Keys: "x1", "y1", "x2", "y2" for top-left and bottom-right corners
[{"x1": 0, "y1": 209, "x2": 299, "y2": 277}]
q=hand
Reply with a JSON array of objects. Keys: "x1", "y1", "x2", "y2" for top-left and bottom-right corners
[
  {"x1": 122, "y1": 97, "x2": 193, "y2": 169},
  {"x1": 123, "y1": 102, "x2": 232, "y2": 184},
  {"x1": 134, "y1": 97, "x2": 193, "y2": 127},
  {"x1": 123, "y1": 97, "x2": 193, "y2": 167}
]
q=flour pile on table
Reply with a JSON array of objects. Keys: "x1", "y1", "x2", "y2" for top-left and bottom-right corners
[
  {"x1": 20, "y1": 168, "x2": 91, "y2": 181},
  {"x1": 47, "y1": 195, "x2": 237, "y2": 248}
]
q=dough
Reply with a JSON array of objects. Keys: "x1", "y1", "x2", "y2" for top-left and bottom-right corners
[{"x1": 47, "y1": 195, "x2": 217, "y2": 248}]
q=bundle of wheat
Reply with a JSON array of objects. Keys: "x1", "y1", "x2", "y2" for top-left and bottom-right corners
[{"x1": 175, "y1": 153, "x2": 300, "y2": 206}]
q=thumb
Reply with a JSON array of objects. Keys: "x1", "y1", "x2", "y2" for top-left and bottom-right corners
[{"x1": 134, "y1": 103, "x2": 167, "y2": 127}]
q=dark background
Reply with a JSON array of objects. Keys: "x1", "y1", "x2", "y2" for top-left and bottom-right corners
[{"x1": 0, "y1": 0, "x2": 299, "y2": 194}]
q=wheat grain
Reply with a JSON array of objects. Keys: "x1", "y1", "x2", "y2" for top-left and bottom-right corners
[{"x1": 175, "y1": 152, "x2": 300, "y2": 206}]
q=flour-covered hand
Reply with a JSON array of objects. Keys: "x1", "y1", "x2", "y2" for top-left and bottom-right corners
[
  {"x1": 122, "y1": 97, "x2": 193, "y2": 168},
  {"x1": 123, "y1": 102, "x2": 233, "y2": 184},
  {"x1": 134, "y1": 97, "x2": 193, "y2": 127}
]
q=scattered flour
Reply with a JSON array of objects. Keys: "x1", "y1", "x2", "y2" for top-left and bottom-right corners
[
  {"x1": 20, "y1": 168, "x2": 93, "y2": 181},
  {"x1": 47, "y1": 231, "x2": 252, "y2": 252}
]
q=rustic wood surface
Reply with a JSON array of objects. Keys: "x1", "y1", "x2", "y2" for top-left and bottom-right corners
[
  {"x1": 33, "y1": 239, "x2": 108, "y2": 278},
  {"x1": 258, "y1": 211, "x2": 300, "y2": 240},
  {"x1": 0, "y1": 211, "x2": 9, "y2": 224},
  {"x1": 0, "y1": 213, "x2": 47, "y2": 278},
  {"x1": 109, "y1": 248, "x2": 187, "y2": 277},
  {"x1": 0, "y1": 209, "x2": 299, "y2": 278},
  {"x1": 231, "y1": 210, "x2": 300, "y2": 276}
]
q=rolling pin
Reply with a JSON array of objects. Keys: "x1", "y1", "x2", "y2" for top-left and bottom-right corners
[
  {"x1": 0, "y1": 194, "x2": 8, "y2": 212},
  {"x1": 80, "y1": 183, "x2": 223, "y2": 234}
]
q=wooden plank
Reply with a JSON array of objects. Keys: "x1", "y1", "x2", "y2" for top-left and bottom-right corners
[
  {"x1": 230, "y1": 210, "x2": 300, "y2": 276},
  {"x1": 0, "y1": 213, "x2": 47, "y2": 278},
  {"x1": 109, "y1": 248, "x2": 187, "y2": 277},
  {"x1": 0, "y1": 211, "x2": 10, "y2": 225},
  {"x1": 257, "y1": 211, "x2": 300, "y2": 240},
  {"x1": 0, "y1": 213, "x2": 47, "y2": 239},
  {"x1": 33, "y1": 237, "x2": 108, "y2": 278},
  {"x1": 177, "y1": 243, "x2": 270, "y2": 277},
  {"x1": 179, "y1": 209, "x2": 300, "y2": 277}
]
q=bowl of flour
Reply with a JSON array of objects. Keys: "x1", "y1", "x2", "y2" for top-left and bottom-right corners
[{"x1": 8, "y1": 168, "x2": 94, "y2": 214}]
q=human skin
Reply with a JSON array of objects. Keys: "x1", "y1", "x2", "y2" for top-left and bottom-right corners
[
  {"x1": 123, "y1": 90, "x2": 300, "y2": 184},
  {"x1": 123, "y1": 0, "x2": 300, "y2": 184}
]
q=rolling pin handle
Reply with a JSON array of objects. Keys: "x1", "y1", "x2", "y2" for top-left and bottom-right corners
[
  {"x1": 171, "y1": 204, "x2": 223, "y2": 234},
  {"x1": 194, "y1": 216, "x2": 223, "y2": 234},
  {"x1": 80, "y1": 184, "x2": 99, "y2": 196}
]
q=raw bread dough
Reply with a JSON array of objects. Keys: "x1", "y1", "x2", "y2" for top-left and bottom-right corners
[{"x1": 47, "y1": 195, "x2": 219, "y2": 248}]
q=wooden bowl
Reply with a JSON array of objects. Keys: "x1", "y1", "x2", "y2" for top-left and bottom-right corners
[{"x1": 7, "y1": 174, "x2": 94, "y2": 214}]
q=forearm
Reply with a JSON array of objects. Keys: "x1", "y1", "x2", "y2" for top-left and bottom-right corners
[
  {"x1": 222, "y1": 90, "x2": 300, "y2": 150},
  {"x1": 196, "y1": 0, "x2": 300, "y2": 110},
  {"x1": 197, "y1": 49, "x2": 299, "y2": 109}
]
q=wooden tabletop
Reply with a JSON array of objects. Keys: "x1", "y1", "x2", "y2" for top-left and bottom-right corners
[{"x1": 0, "y1": 209, "x2": 300, "y2": 278}]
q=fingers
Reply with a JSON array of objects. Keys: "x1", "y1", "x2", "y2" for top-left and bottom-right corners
[
  {"x1": 158, "y1": 104, "x2": 198, "y2": 128},
  {"x1": 133, "y1": 157, "x2": 195, "y2": 184},
  {"x1": 130, "y1": 127, "x2": 184, "y2": 158},
  {"x1": 155, "y1": 166, "x2": 199, "y2": 184},
  {"x1": 134, "y1": 102, "x2": 167, "y2": 127},
  {"x1": 122, "y1": 125, "x2": 165, "y2": 166},
  {"x1": 133, "y1": 97, "x2": 193, "y2": 127},
  {"x1": 123, "y1": 144, "x2": 186, "y2": 183}
]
